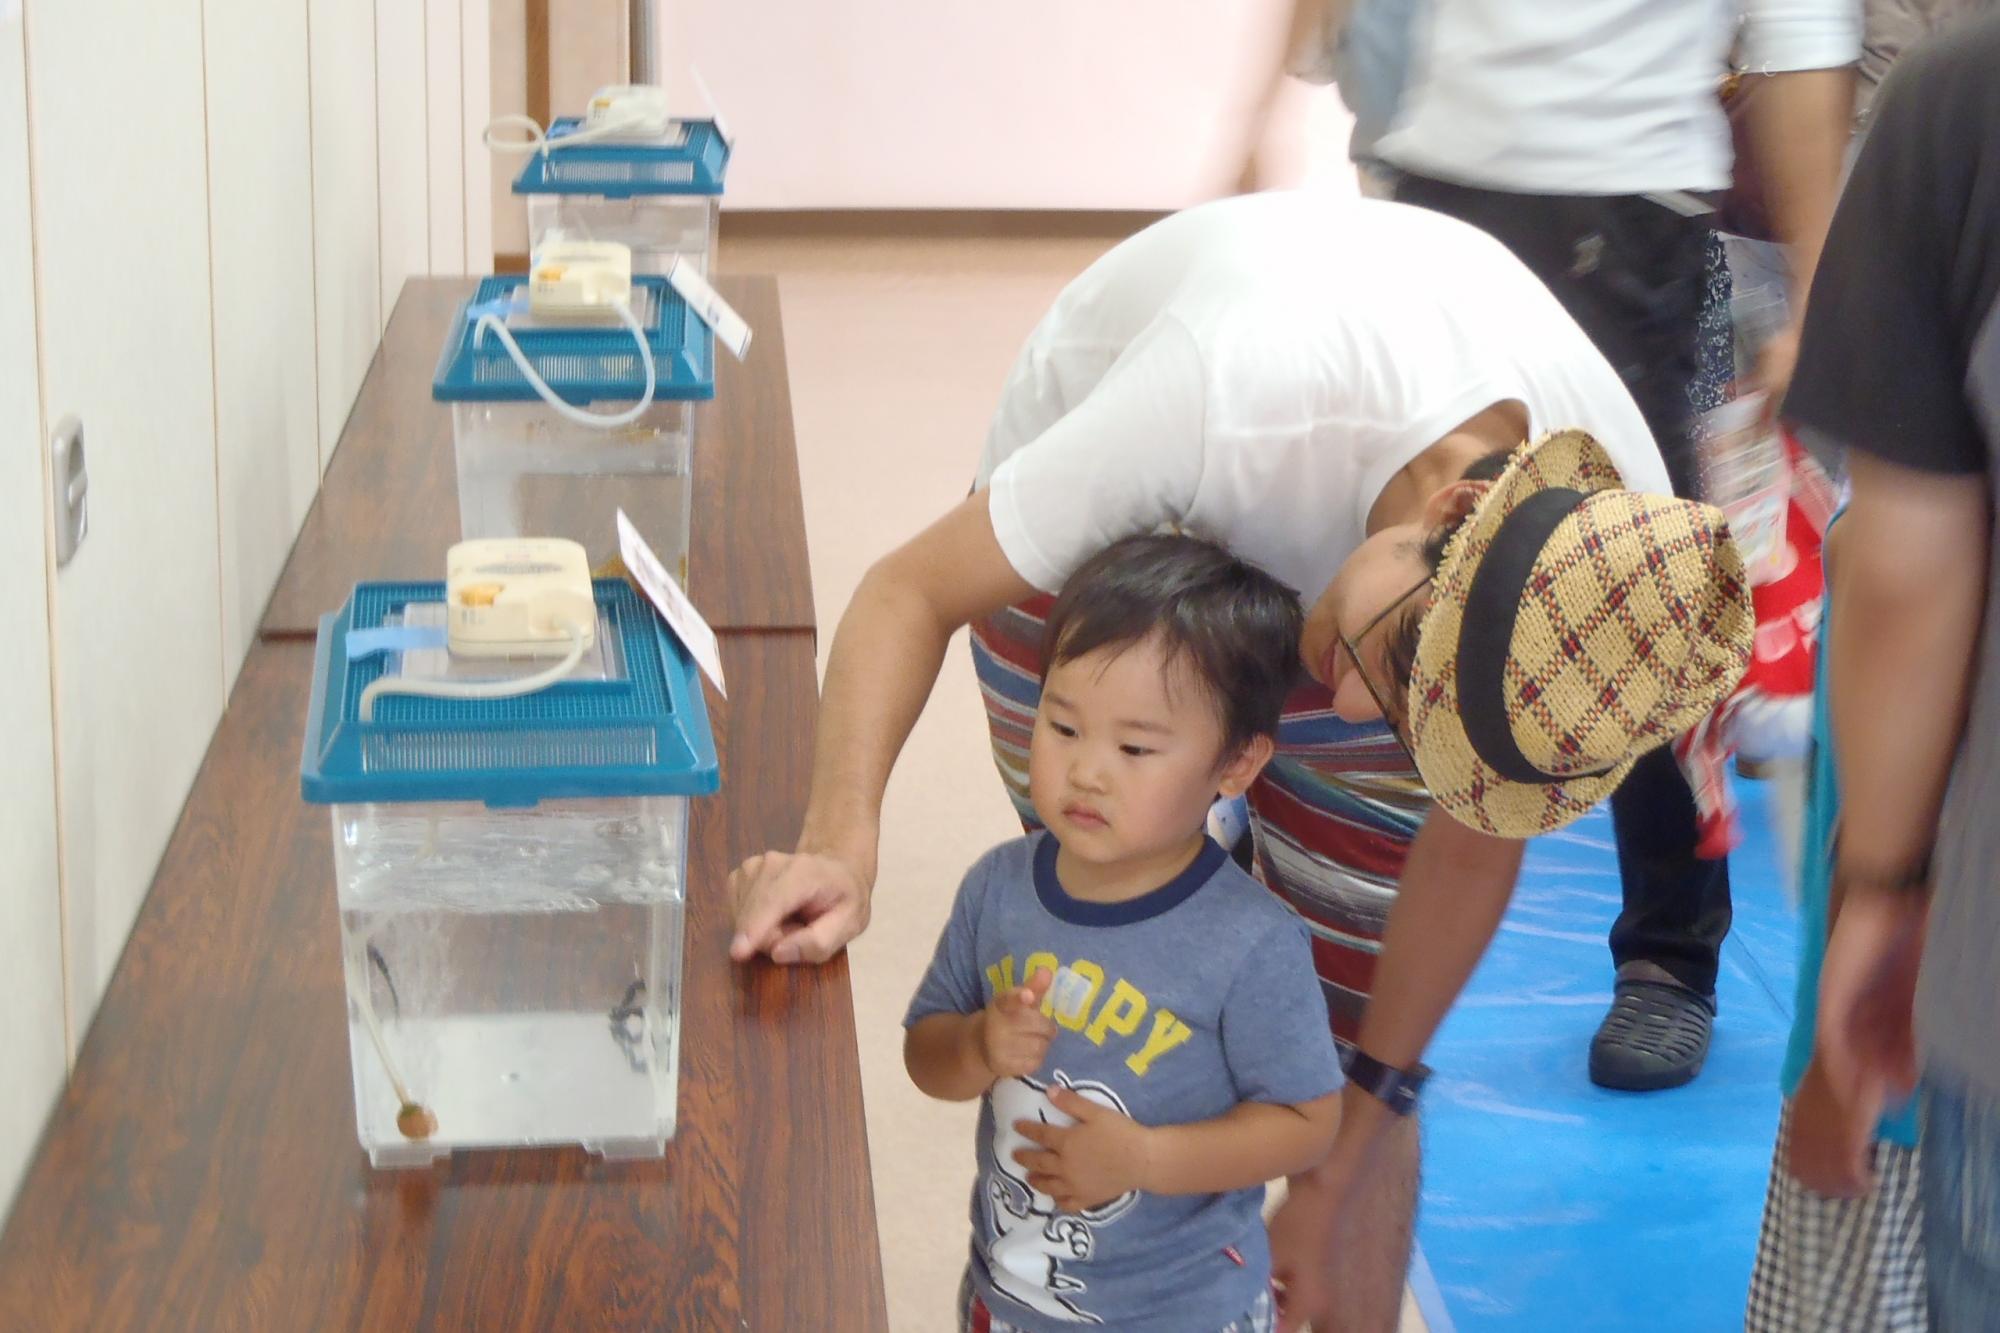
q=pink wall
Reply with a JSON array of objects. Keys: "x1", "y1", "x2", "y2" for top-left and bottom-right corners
[{"x1": 652, "y1": 0, "x2": 1360, "y2": 210}]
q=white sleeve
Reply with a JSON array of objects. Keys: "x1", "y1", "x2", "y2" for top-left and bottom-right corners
[
  {"x1": 1739, "y1": 0, "x2": 1862, "y2": 73},
  {"x1": 983, "y1": 315, "x2": 1210, "y2": 593}
]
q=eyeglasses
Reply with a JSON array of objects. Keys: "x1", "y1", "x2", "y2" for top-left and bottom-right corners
[{"x1": 1336, "y1": 573, "x2": 1434, "y2": 765}]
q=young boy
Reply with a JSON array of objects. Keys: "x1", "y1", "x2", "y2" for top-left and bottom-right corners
[{"x1": 903, "y1": 533, "x2": 1345, "y2": 1333}]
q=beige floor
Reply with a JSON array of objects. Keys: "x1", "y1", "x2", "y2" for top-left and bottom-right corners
[{"x1": 723, "y1": 221, "x2": 1425, "y2": 1333}]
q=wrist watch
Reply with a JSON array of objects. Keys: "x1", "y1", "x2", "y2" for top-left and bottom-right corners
[{"x1": 1341, "y1": 1048, "x2": 1431, "y2": 1117}]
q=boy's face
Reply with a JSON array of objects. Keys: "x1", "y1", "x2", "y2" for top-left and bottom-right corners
[{"x1": 1029, "y1": 634, "x2": 1258, "y2": 871}]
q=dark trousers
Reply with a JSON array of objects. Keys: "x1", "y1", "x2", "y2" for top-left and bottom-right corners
[{"x1": 1393, "y1": 171, "x2": 1732, "y2": 995}]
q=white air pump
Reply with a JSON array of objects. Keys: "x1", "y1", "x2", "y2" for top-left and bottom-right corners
[
  {"x1": 483, "y1": 83, "x2": 679, "y2": 157},
  {"x1": 470, "y1": 237, "x2": 658, "y2": 430}
]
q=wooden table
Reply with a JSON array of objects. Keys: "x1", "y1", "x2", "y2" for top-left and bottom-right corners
[
  {"x1": 261, "y1": 276, "x2": 816, "y2": 638},
  {"x1": 0, "y1": 634, "x2": 887, "y2": 1331},
  {"x1": 1, "y1": 275, "x2": 886, "y2": 1330}
]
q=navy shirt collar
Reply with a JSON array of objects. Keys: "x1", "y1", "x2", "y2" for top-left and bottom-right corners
[{"x1": 1032, "y1": 831, "x2": 1229, "y2": 927}]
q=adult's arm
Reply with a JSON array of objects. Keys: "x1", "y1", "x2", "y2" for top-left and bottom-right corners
[
  {"x1": 1816, "y1": 455, "x2": 1987, "y2": 1113},
  {"x1": 1313, "y1": 807, "x2": 1524, "y2": 1189},
  {"x1": 1739, "y1": 0, "x2": 1859, "y2": 398},
  {"x1": 1745, "y1": 66, "x2": 1853, "y2": 311},
  {"x1": 728, "y1": 491, "x2": 1037, "y2": 963},
  {"x1": 732, "y1": 316, "x2": 1209, "y2": 963},
  {"x1": 1828, "y1": 454, "x2": 1987, "y2": 892},
  {"x1": 1739, "y1": 0, "x2": 1861, "y2": 290},
  {"x1": 1268, "y1": 807, "x2": 1521, "y2": 1330},
  {"x1": 1238, "y1": 0, "x2": 1354, "y2": 189}
]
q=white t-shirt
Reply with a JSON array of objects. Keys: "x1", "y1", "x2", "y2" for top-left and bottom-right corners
[
  {"x1": 1377, "y1": 0, "x2": 1861, "y2": 194},
  {"x1": 975, "y1": 193, "x2": 1668, "y2": 602}
]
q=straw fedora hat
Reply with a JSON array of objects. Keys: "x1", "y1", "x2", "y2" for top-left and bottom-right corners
[{"x1": 1408, "y1": 429, "x2": 1753, "y2": 838}]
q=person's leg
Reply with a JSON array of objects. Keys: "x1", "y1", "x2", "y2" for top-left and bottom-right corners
[
  {"x1": 1389, "y1": 174, "x2": 1709, "y2": 497},
  {"x1": 1920, "y1": 1071, "x2": 2000, "y2": 1327},
  {"x1": 1392, "y1": 172, "x2": 1730, "y2": 1088},
  {"x1": 1604, "y1": 740, "x2": 1731, "y2": 965},
  {"x1": 1588, "y1": 217, "x2": 1733, "y2": 1081}
]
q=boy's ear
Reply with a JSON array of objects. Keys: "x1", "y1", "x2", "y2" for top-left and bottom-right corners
[{"x1": 1216, "y1": 734, "x2": 1276, "y2": 798}]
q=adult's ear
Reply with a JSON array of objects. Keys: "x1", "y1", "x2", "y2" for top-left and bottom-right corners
[{"x1": 1424, "y1": 479, "x2": 1490, "y2": 531}]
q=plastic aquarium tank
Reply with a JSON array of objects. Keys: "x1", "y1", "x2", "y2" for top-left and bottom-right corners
[
  {"x1": 301, "y1": 578, "x2": 718, "y2": 1168},
  {"x1": 514, "y1": 118, "x2": 728, "y2": 278},
  {"x1": 433, "y1": 276, "x2": 715, "y2": 583}
]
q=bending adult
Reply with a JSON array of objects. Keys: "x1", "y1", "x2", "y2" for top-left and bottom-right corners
[{"x1": 728, "y1": 191, "x2": 1752, "y2": 1332}]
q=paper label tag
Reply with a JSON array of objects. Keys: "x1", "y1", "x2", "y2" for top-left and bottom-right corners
[
  {"x1": 691, "y1": 68, "x2": 733, "y2": 148},
  {"x1": 617, "y1": 509, "x2": 726, "y2": 696},
  {"x1": 666, "y1": 256, "x2": 753, "y2": 361}
]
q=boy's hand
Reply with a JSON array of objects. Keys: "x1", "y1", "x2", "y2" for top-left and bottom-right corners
[
  {"x1": 980, "y1": 968, "x2": 1057, "y2": 1081},
  {"x1": 1011, "y1": 1085, "x2": 1154, "y2": 1213}
]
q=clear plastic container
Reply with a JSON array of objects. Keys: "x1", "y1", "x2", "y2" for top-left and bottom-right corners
[
  {"x1": 434, "y1": 277, "x2": 714, "y2": 583},
  {"x1": 335, "y1": 796, "x2": 687, "y2": 1168},
  {"x1": 512, "y1": 118, "x2": 728, "y2": 278},
  {"x1": 451, "y1": 400, "x2": 693, "y2": 583},
  {"x1": 524, "y1": 193, "x2": 719, "y2": 278},
  {"x1": 302, "y1": 579, "x2": 718, "y2": 1169}
]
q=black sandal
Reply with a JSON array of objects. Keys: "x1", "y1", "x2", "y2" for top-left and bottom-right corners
[{"x1": 1588, "y1": 979, "x2": 1716, "y2": 1091}]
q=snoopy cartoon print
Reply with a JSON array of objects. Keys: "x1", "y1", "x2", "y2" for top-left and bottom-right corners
[{"x1": 983, "y1": 1071, "x2": 1141, "y2": 1324}]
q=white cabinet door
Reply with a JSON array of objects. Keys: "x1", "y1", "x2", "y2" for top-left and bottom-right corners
[
  {"x1": 461, "y1": 0, "x2": 494, "y2": 273},
  {"x1": 425, "y1": 0, "x2": 466, "y2": 275},
  {"x1": 309, "y1": 0, "x2": 383, "y2": 469},
  {"x1": 204, "y1": 0, "x2": 320, "y2": 685},
  {"x1": 24, "y1": 0, "x2": 225, "y2": 1045},
  {"x1": 377, "y1": 0, "x2": 430, "y2": 318},
  {"x1": 0, "y1": 10, "x2": 67, "y2": 1216}
]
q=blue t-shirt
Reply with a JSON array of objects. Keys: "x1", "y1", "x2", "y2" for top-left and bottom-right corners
[
  {"x1": 1779, "y1": 529, "x2": 1920, "y2": 1147},
  {"x1": 904, "y1": 833, "x2": 1345, "y2": 1332}
]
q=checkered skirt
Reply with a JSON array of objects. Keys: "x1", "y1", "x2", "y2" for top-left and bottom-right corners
[{"x1": 1745, "y1": 1099, "x2": 1928, "y2": 1332}]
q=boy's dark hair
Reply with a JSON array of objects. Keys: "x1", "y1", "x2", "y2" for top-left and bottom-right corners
[
  {"x1": 1041, "y1": 532, "x2": 1304, "y2": 756},
  {"x1": 1380, "y1": 449, "x2": 1515, "y2": 720}
]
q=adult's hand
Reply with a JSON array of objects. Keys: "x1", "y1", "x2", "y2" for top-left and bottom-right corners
[
  {"x1": 1270, "y1": 1080, "x2": 1401, "y2": 1332},
  {"x1": 728, "y1": 848, "x2": 874, "y2": 965},
  {"x1": 1815, "y1": 886, "x2": 1927, "y2": 1141},
  {"x1": 1270, "y1": 1171, "x2": 1341, "y2": 1332},
  {"x1": 1786, "y1": 1056, "x2": 1878, "y2": 1198}
]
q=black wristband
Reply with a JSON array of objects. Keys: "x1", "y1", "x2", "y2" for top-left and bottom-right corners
[{"x1": 1340, "y1": 1048, "x2": 1432, "y2": 1117}]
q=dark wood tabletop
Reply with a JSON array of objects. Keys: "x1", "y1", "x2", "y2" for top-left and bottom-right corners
[
  {"x1": 0, "y1": 633, "x2": 887, "y2": 1332},
  {"x1": 260, "y1": 276, "x2": 816, "y2": 638}
]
